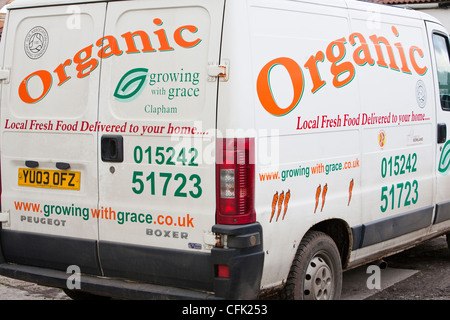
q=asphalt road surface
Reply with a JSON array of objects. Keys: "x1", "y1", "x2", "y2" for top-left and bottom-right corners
[
  {"x1": 0, "y1": 235, "x2": 448, "y2": 300},
  {"x1": 366, "y1": 235, "x2": 450, "y2": 300}
]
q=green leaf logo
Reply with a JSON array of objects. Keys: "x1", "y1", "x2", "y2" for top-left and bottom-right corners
[
  {"x1": 114, "y1": 68, "x2": 149, "y2": 102},
  {"x1": 439, "y1": 140, "x2": 450, "y2": 175}
]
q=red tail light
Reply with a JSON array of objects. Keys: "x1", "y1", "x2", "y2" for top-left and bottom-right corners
[{"x1": 216, "y1": 138, "x2": 255, "y2": 224}]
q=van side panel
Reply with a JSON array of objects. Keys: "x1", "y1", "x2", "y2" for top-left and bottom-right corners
[
  {"x1": 243, "y1": 0, "x2": 436, "y2": 289},
  {"x1": 347, "y1": 2, "x2": 435, "y2": 264},
  {"x1": 219, "y1": 0, "x2": 371, "y2": 290}
]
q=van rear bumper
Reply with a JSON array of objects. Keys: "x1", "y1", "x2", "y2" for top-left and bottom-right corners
[
  {"x1": 211, "y1": 223, "x2": 264, "y2": 299},
  {"x1": 0, "y1": 262, "x2": 218, "y2": 300},
  {"x1": 0, "y1": 223, "x2": 264, "y2": 299}
]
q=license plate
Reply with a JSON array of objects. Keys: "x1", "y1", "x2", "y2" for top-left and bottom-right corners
[{"x1": 18, "y1": 168, "x2": 81, "y2": 190}]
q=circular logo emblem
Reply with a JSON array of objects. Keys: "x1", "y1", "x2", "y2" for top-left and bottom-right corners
[
  {"x1": 24, "y1": 26, "x2": 49, "y2": 59},
  {"x1": 378, "y1": 130, "x2": 386, "y2": 148},
  {"x1": 416, "y1": 80, "x2": 426, "y2": 108}
]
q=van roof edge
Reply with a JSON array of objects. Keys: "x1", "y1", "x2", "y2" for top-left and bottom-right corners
[{"x1": 8, "y1": 0, "x2": 113, "y2": 10}]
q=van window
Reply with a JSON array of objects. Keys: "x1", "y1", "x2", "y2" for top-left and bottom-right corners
[{"x1": 433, "y1": 33, "x2": 450, "y2": 110}]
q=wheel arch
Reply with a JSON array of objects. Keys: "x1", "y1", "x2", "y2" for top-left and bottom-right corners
[{"x1": 309, "y1": 218, "x2": 353, "y2": 269}]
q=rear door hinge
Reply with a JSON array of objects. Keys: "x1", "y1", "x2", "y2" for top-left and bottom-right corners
[
  {"x1": 0, "y1": 210, "x2": 10, "y2": 226},
  {"x1": 0, "y1": 69, "x2": 10, "y2": 84},
  {"x1": 208, "y1": 61, "x2": 229, "y2": 82}
]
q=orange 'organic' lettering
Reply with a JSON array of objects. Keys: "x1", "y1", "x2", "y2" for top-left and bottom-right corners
[
  {"x1": 256, "y1": 57, "x2": 304, "y2": 117},
  {"x1": 18, "y1": 19, "x2": 202, "y2": 104},
  {"x1": 257, "y1": 26, "x2": 429, "y2": 117},
  {"x1": 18, "y1": 70, "x2": 52, "y2": 104}
]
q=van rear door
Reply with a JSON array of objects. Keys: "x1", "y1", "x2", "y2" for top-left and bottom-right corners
[
  {"x1": 0, "y1": 3, "x2": 106, "y2": 274},
  {"x1": 96, "y1": 0, "x2": 224, "y2": 289}
]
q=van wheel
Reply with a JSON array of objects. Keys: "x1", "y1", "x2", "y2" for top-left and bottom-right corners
[
  {"x1": 63, "y1": 288, "x2": 110, "y2": 300},
  {"x1": 446, "y1": 234, "x2": 450, "y2": 252},
  {"x1": 283, "y1": 231, "x2": 342, "y2": 300}
]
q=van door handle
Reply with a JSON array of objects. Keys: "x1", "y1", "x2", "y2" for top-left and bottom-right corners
[
  {"x1": 438, "y1": 123, "x2": 447, "y2": 144},
  {"x1": 101, "y1": 135, "x2": 123, "y2": 162}
]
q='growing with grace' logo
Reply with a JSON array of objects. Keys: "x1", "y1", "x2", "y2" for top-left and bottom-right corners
[
  {"x1": 114, "y1": 68, "x2": 149, "y2": 102},
  {"x1": 439, "y1": 140, "x2": 450, "y2": 175},
  {"x1": 113, "y1": 67, "x2": 201, "y2": 102}
]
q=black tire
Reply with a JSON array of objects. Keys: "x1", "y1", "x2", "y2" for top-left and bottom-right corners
[
  {"x1": 446, "y1": 233, "x2": 450, "y2": 252},
  {"x1": 282, "y1": 231, "x2": 342, "y2": 300}
]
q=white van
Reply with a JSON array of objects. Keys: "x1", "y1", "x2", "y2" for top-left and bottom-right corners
[{"x1": 0, "y1": 0, "x2": 449, "y2": 300}]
